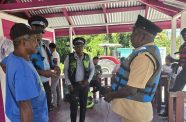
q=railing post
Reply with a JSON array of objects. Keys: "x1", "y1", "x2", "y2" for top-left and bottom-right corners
[
  {"x1": 105, "y1": 78, "x2": 108, "y2": 86},
  {"x1": 168, "y1": 92, "x2": 186, "y2": 122},
  {"x1": 168, "y1": 94, "x2": 174, "y2": 122},
  {"x1": 175, "y1": 95, "x2": 184, "y2": 122}
]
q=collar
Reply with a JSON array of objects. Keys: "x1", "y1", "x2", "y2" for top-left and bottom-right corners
[
  {"x1": 38, "y1": 40, "x2": 45, "y2": 46},
  {"x1": 135, "y1": 42, "x2": 154, "y2": 51},
  {"x1": 74, "y1": 52, "x2": 84, "y2": 59}
]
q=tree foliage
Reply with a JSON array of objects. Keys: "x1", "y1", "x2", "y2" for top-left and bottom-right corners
[
  {"x1": 154, "y1": 31, "x2": 181, "y2": 54},
  {"x1": 55, "y1": 37, "x2": 71, "y2": 63},
  {"x1": 55, "y1": 30, "x2": 182, "y2": 62}
]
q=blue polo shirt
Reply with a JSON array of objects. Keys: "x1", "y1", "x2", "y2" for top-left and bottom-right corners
[{"x1": 3, "y1": 53, "x2": 48, "y2": 122}]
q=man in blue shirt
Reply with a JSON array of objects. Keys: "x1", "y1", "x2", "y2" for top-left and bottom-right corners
[{"x1": 2, "y1": 23, "x2": 48, "y2": 122}]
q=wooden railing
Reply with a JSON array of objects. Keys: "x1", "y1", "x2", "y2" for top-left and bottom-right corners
[
  {"x1": 153, "y1": 74, "x2": 186, "y2": 122},
  {"x1": 168, "y1": 91, "x2": 186, "y2": 122},
  {"x1": 100, "y1": 74, "x2": 113, "y2": 86}
]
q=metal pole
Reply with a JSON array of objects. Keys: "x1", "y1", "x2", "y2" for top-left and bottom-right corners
[
  {"x1": 171, "y1": 18, "x2": 177, "y2": 58},
  {"x1": 69, "y1": 27, "x2": 73, "y2": 52}
]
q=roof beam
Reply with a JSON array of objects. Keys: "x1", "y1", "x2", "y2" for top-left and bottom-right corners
[
  {"x1": 177, "y1": 0, "x2": 186, "y2": 3},
  {"x1": 102, "y1": 4, "x2": 109, "y2": 34},
  {"x1": 42, "y1": 13, "x2": 64, "y2": 18},
  {"x1": 62, "y1": 8, "x2": 76, "y2": 35},
  {"x1": 0, "y1": 0, "x2": 118, "y2": 11},
  {"x1": 55, "y1": 20, "x2": 180, "y2": 37},
  {"x1": 13, "y1": 0, "x2": 31, "y2": 18},
  {"x1": 1, "y1": 0, "x2": 6, "y2": 4},
  {"x1": 140, "y1": 0, "x2": 182, "y2": 17},
  {"x1": 150, "y1": 1, "x2": 182, "y2": 12},
  {"x1": 43, "y1": 5, "x2": 145, "y2": 18},
  {"x1": 145, "y1": 6, "x2": 149, "y2": 18}
]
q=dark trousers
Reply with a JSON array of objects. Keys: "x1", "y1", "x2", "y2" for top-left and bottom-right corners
[
  {"x1": 172, "y1": 68, "x2": 186, "y2": 92},
  {"x1": 89, "y1": 79, "x2": 101, "y2": 93},
  {"x1": 43, "y1": 81, "x2": 52, "y2": 109},
  {"x1": 56, "y1": 83, "x2": 62, "y2": 106},
  {"x1": 70, "y1": 83, "x2": 89, "y2": 122}
]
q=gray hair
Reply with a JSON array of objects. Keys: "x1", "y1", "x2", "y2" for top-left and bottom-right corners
[{"x1": 13, "y1": 34, "x2": 30, "y2": 47}]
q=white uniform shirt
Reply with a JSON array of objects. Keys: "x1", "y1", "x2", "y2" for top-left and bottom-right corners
[
  {"x1": 52, "y1": 51, "x2": 60, "y2": 66},
  {"x1": 64, "y1": 53, "x2": 94, "y2": 85},
  {"x1": 39, "y1": 45, "x2": 51, "y2": 82}
]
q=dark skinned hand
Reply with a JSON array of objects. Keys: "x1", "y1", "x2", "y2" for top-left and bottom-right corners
[
  {"x1": 45, "y1": 70, "x2": 57, "y2": 77},
  {"x1": 104, "y1": 92, "x2": 114, "y2": 103},
  {"x1": 81, "y1": 80, "x2": 89, "y2": 87},
  {"x1": 68, "y1": 85, "x2": 74, "y2": 93}
]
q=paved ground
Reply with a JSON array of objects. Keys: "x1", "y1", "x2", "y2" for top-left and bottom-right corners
[{"x1": 49, "y1": 100, "x2": 166, "y2": 122}]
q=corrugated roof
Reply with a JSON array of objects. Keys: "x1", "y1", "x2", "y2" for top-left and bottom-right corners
[
  {"x1": 107, "y1": 1, "x2": 143, "y2": 8},
  {"x1": 29, "y1": 8, "x2": 62, "y2": 16},
  {"x1": 47, "y1": 17, "x2": 69, "y2": 27},
  {"x1": 147, "y1": 7, "x2": 172, "y2": 21},
  {"x1": 71, "y1": 14, "x2": 105, "y2": 25},
  {"x1": 37, "y1": 0, "x2": 173, "y2": 29},
  {"x1": 67, "y1": 4, "x2": 102, "y2": 12},
  {"x1": 107, "y1": 10, "x2": 145, "y2": 23}
]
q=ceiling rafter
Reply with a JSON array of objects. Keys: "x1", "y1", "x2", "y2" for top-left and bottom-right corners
[
  {"x1": 140, "y1": 0, "x2": 182, "y2": 17},
  {"x1": 1, "y1": 0, "x2": 6, "y2": 4},
  {"x1": 0, "y1": 0, "x2": 117, "y2": 11},
  {"x1": 42, "y1": 6, "x2": 146, "y2": 18},
  {"x1": 55, "y1": 20, "x2": 181, "y2": 37},
  {"x1": 102, "y1": 4, "x2": 109, "y2": 34},
  {"x1": 62, "y1": 8, "x2": 76, "y2": 35},
  {"x1": 13, "y1": 0, "x2": 31, "y2": 18},
  {"x1": 176, "y1": 0, "x2": 186, "y2": 3},
  {"x1": 145, "y1": 6, "x2": 149, "y2": 18}
]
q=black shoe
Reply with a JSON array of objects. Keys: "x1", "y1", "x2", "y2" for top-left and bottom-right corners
[
  {"x1": 158, "y1": 112, "x2": 168, "y2": 117},
  {"x1": 49, "y1": 107, "x2": 54, "y2": 112},
  {"x1": 91, "y1": 89, "x2": 98, "y2": 93},
  {"x1": 49, "y1": 105, "x2": 57, "y2": 111}
]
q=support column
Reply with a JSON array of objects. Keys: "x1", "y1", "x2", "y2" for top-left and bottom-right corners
[
  {"x1": 69, "y1": 27, "x2": 73, "y2": 52},
  {"x1": 0, "y1": 13, "x2": 3, "y2": 37},
  {"x1": 171, "y1": 18, "x2": 177, "y2": 58},
  {"x1": 181, "y1": 11, "x2": 186, "y2": 44}
]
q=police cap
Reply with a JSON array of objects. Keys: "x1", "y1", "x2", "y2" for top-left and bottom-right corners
[
  {"x1": 135, "y1": 15, "x2": 162, "y2": 36},
  {"x1": 181, "y1": 28, "x2": 186, "y2": 35},
  {"x1": 28, "y1": 15, "x2": 48, "y2": 28},
  {"x1": 73, "y1": 37, "x2": 86, "y2": 45}
]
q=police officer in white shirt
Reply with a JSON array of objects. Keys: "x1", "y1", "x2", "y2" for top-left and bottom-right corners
[{"x1": 64, "y1": 37, "x2": 94, "y2": 122}]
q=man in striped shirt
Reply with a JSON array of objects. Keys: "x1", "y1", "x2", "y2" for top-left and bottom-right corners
[{"x1": 171, "y1": 28, "x2": 186, "y2": 91}]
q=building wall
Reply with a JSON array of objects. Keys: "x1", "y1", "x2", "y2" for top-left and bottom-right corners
[
  {"x1": 0, "y1": 12, "x2": 55, "y2": 42},
  {"x1": 0, "y1": 12, "x2": 55, "y2": 121}
]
